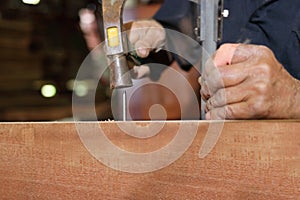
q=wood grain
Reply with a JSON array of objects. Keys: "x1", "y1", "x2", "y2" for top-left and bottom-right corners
[{"x1": 0, "y1": 121, "x2": 299, "y2": 199}]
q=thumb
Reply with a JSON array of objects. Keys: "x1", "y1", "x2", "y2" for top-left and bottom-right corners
[
  {"x1": 132, "y1": 65, "x2": 151, "y2": 79},
  {"x1": 230, "y1": 44, "x2": 255, "y2": 64},
  {"x1": 213, "y1": 43, "x2": 239, "y2": 67}
]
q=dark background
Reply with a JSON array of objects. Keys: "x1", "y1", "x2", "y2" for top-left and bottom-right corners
[{"x1": 0, "y1": 0, "x2": 162, "y2": 121}]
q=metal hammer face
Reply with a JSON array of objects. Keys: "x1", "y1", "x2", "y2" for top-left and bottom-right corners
[{"x1": 102, "y1": 0, "x2": 132, "y2": 89}]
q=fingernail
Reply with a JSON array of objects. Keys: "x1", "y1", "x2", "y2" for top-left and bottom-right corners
[
  {"x1": 198, "y1": 76, "x2": 202, "y2": 84},
  {"x1": 138, "y1": 48, "x2": 147, "y2": 57}
]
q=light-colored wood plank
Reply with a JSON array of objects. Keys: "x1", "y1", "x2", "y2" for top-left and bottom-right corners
[{"x1": 0, "y1": 121, "x2": 299, "y2": 199}]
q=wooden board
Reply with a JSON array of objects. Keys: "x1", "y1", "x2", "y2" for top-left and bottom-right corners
[{"x1": 0, "y1": 121, "x2": 299, "y2": 199}]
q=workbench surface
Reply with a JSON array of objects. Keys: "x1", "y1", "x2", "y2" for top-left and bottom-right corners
[{"x1": 0, "y1": 121, "x2": 299, "y2": 199}]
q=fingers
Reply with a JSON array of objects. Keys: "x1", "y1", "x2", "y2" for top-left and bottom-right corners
[
  {"x1": 134, "y1": 27, "x2": 165, "y2": 57},
  {"x1": 206, "y1": 102, "x2": 253, "y2": 120},
  {"x1": 198, "y1": 76, "x2": 210, "y2": 100},
  {"x1": 212, "y1": 43, "x2": 254, "y2": 66},
  {"x1": 200, "y1": 43, "x2": 259, "y2": 99},
  {"x1": 132, "y1": 65, "x2": 150, "y2": 79},
  {"x1": 205, "y1": 85, "x2": 247, "y2": 111},
  {"x1": 134, "y1": 40, "x2": 152, "y2": 57},
  {"x1": 200, "y1": 63, "x2": 248, "y2": 99},
  {"x1": 203, "y1": 44, "x2": 239, "y2": 79},
  {"x1": 230, "y1": 44, "x2": 257, "y2": 64},
  {"x1": 129, "y1": 21, "x2": 147, "y2": 44},
  {"x1": 128, "y1": 20, "x2": 166, "y2": 58},
  {"x1": 201, "y1": 43, "x2": 284, "y2": 120},
  {"x1": 213, "y1": 43, "x2": 239, "y2": 66},
  {"x1": 199, "y1": 43, "x2": 264, "y2": 120}
]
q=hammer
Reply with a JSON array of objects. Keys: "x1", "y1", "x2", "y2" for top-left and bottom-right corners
[
  {"x1": 102, "y1": 0, "x2": 132, "y2": 89},
  {"x1": 101, "y1": 0, "x2": 132, "y2": 121}
]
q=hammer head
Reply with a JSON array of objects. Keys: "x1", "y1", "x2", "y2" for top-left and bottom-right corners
[
  {"x1": 102, "y1": 0, "x2": 133, "y2": 89},
  {"x1": 108, "y1": 54, "x2": 133, "y2": 89}
]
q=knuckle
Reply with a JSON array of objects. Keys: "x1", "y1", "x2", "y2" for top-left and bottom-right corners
[
  {"x1": 258, "y1": 63, "x2": 272, "y2": 77},
  {"x1": 209, "y1": 97, "x2": 216, "y2": 108},
  {"x1": 248, "y1": 98, "x2": 268, "y2": 117},
  {"x1": 210, "y1": 96, "x2": 219, "y2": 108},
  {"x1": 253, "y1": 82, "x2": 268, "y2": 95},
  {"x1": 135, "y1": 40, "x2": 148, "y2": 49},
  {"x1": 133, "y1": 21, "x2": 145, "y2": 28},
  {"x1": 250, "y1": 59, "x2": 271, "y2": 77},
  {"x1": 206, "y1": 99, "x2": 212, "y2": 110},
  {"x1": 258, "y1": 45, "x2": 272, "y2": 55},
  {"x1": 212, "y1": 91, "x2": 221, "y2": 107}
]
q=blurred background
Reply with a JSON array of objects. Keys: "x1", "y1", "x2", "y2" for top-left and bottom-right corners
[{"x1": 0, "y1": 0, "x2": 163, "y2": 121}]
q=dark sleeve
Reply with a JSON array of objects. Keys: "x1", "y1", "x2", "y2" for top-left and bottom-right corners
[
  {"x1": 244, "y1": 0, "x2": 300, "y2": 80},
  {"x1": 222, "y1": 0, "x2": 300, "y2": 80},
  {"x1": 153, "y1": 0, "x2": 200, "y2": 71},
  {"x1": 153, "y1": 0, "x2": 191, "y2": 32},
  {"x1": 282, "y1": 12, "x2": 300, "y2": 80}
]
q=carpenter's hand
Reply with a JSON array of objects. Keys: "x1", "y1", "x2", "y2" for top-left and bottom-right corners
[
  {"x1": 128, "y1": 20, "x2": 166, "y2": 58},
  {"x1": 199, "y1": 43, "x2": 300, "y2": 120}
]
